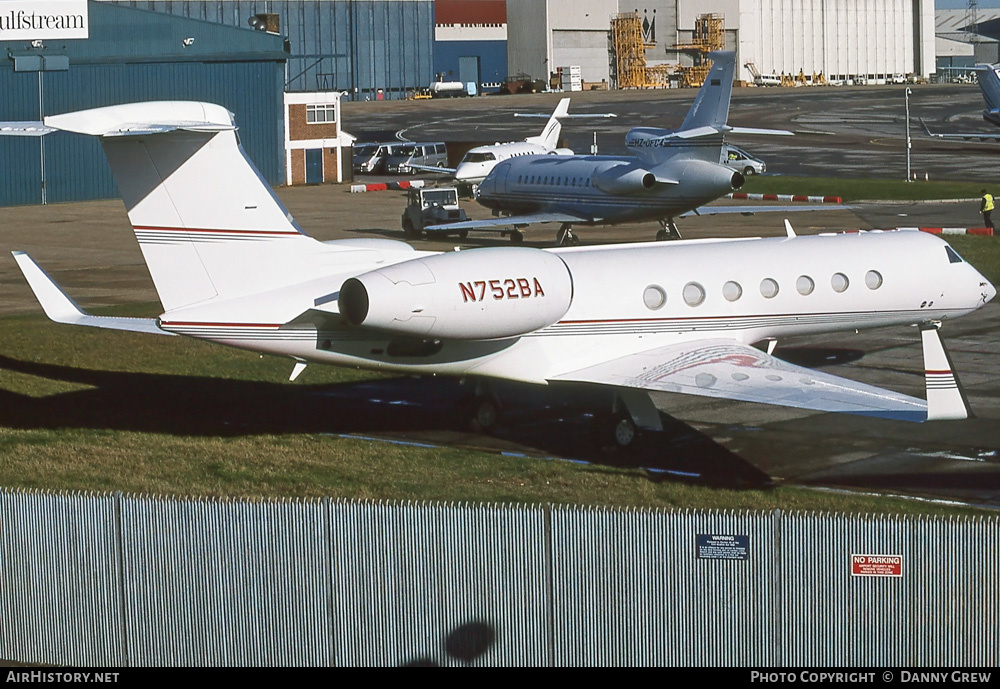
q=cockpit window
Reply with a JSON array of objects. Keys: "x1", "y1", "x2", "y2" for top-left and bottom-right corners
[
  {"x1": 463, "y1": 152, "x2": 496, "y2": 163},
  {"x1": 945, "y1": 246, "x2": 964, "y2": 264}
]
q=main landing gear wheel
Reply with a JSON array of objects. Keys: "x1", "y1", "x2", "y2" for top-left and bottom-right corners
[
  {"x1": 470, "y1": 396, "x2": 501, "y2": 433},
  {"x1": 555, "y1": 225, "x2": 576, "y2": 246},
  {"x1": 656, "y1": 218, "x2": 681, "y2": 241},
  {"x1": 610, "y1": 414, "x2": 638, "y2": 449}
]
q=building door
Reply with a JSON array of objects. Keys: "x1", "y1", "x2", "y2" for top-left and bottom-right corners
[
  {"x1": 459, "y1": 56, "x2": 480, "y2": 94},
  {"x1": 305, "y1": 148, "x2": 323, "y2": 184}
]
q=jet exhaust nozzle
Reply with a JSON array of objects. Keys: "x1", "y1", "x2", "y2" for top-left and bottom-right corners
[
  {"x1": 731, "y1": 170, "x2": 746, "y2": 190},
  {"x1": 338, "y1": 248, "x2": 574, "y2": 340}
]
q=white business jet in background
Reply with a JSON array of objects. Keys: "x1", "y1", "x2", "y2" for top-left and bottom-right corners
[{"x1": 408, "y1": 97, "x2": 614, "y2": 190}]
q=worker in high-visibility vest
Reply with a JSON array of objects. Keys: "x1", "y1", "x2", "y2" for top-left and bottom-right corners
[{"x1": 980, "y1": 189, "x2": 996, "y2": 233}]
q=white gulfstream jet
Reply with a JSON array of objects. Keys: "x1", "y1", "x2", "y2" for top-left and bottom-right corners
[
  {"x1": 8, "y1": 102, "x2": 995, "y2": 447},
  {"x1": 408, "y1": 97, "x2": 579, "y2": 189}
]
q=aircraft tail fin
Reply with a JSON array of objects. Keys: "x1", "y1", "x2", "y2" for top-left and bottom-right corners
[
  {"x1": 679, "y1": 51, "x2": 736, "y2": 133},
  {"x1": 974, "y1": 65, "x2": 1000, "y2": 118},
  {"x1": 39, "y1": 102, "x2": 318, "y2": 312},
  {"x1": 525, "y1": 97, "x2": 570, "y2": 150}
]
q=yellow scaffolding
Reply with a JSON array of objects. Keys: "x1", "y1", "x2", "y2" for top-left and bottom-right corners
[
  {"x1": 671, "y1": 13, "x2": 725, "y2": 87},
  {"x1": 610, "y1": 12, "x2": 648, "y2": 89}
]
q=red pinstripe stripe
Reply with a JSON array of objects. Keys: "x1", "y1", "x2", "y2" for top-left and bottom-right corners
[{"x1": 133, "y1": 225, "x2": 299, "y2": 236}]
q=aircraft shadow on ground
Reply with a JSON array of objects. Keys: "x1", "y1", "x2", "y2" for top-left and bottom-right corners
[{"x1": 0, "y1": 354, "x2": 770, "y2": 489}]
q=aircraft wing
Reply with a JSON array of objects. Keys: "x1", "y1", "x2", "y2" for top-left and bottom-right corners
[
  {"x1": 425, "y1": 211, "x2": 595, "y2": 232},
  {"x1": 408, "y1": 163, "x2": 458, "y2": 175},
  {"x1": 552, "y1": 339, "x2": 926, "y2": 422},
  {"x1": 12, "y1": 252, "x2": 172, "y2": 336},
  {"x1": 681, "y1": 204, "x2": 854, "y2": 218},
  {"x1": 919, "y1": 118, "x2": 1000, "y2": 141}
]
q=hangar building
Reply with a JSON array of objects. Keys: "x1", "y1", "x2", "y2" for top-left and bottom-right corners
[
  {"x1": 506, "y1": 0, "x2": 936, "y2": 87},
  {"x1": 101, "y1": 0, "x2": 435, "y2": 98},
  {"x1": 0, "y1": 1, "x2": 288, "y2": 207}
]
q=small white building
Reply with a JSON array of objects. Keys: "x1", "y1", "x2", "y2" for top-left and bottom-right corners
[{"x1": 283, "y1": 91, "x2": 354, "y2": 186}]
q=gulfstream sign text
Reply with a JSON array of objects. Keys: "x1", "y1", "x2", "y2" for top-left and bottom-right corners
[{"x1": 0, "y1": 1, "x2": 88, "y2": 40}]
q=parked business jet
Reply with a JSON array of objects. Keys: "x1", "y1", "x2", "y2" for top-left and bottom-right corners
[
  {"x1": 408, "y1": 97, "x2": 578, "y2": 189},
  {"x1": 922, "y1": 63, "x2": 1000, "y2": 141},
  {"x1": 429, "y1": 51, "x2": 794, "y2": 245},
  {"x1": 7, "y1": 102, "x2": 994, "y2": 447}
]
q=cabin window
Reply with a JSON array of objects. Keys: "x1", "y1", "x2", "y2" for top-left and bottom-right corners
[
  {"x1": 760, "y1": 278, "x2": 779, "y2": 299},
  {"x1": 683, "y1": 282, "x2": 706, "y2": 306},
  {"x1": 643, "y1": 285, "x2": 666, "y2": 310},
  {"x1": 865, "y1": 270, "x2": 883, "y2": 290},
  {"x1": 831, "y1": 273, "x2": 849, "y2": 293},
  {"x1": 517, "y1": 176, "x2": 523, "y2": 184},
  {"x1": 722, "y1": 281, "x2": 742, "y2": 302},
  {"x1": 796, "y1": 275, "x2": 815, "y2": 295}
]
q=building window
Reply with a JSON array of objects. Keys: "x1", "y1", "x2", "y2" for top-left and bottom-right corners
[{"x1": 306, "y1": 104, "x2": 336, "y2": 124}]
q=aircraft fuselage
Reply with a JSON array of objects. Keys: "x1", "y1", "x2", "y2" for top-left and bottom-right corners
[
  {"x1": 159, "y1": 230, "x2": 995, "y2": 385},
  {"x1": 475, "y1": 153, "x2": 743, "y2": 225}
]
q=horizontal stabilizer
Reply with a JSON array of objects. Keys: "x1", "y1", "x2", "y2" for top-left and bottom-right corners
[
  {"x1": 554, "y1": 339, "x2": 927, "y2": 422},
  {"x1": 44, "y1": 101, "x2": 236, "y2": 138},
  {"x1": 12, "y1": 252, "x2": 171, "y2": 336},
  {"x1": 726, "y1": 126, "x2": 794, "y2": 136},
  {"x1": 0, "y1": 122, "x2": 55, "y2": 137}
]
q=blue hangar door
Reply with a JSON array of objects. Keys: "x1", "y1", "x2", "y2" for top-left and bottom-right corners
[{"x1": 306, "y1": 149, "x2": 323, "y2": 184}]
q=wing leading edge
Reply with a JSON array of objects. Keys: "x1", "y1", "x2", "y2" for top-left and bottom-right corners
[
  {"x1": 426, "y1": 211, "x2": 595, "y2": 232},
  {"x1": 553, "y1": 339, "x2": 927, "y2": 422}
]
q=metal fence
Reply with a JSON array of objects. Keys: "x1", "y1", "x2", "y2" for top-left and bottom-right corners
[{"x1": 0, "y1": 490, "x2": 997, "y2": 667}]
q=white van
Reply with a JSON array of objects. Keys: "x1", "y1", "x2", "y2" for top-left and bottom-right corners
[
  {"x1": 353, "y1": 142, "x2": 401, "y2": 174},
  {"x1": 722, "y1": 144, "x2": 766, "y2": 176},
  {"x1": 385, "y1": 142, "x2": 448, "y2": 174}
]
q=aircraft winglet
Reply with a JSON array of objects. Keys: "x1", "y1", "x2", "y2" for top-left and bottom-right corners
[
  {"x1": 12, "y1": 252, "x2": 172, "y2": 336},
  {"x1": 921, "y1": 322, "x2": 972, "y2": 421}
]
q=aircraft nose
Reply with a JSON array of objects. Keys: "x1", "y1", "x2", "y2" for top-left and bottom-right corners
[{"x1": 984, "y1": 279, "x2": 997, "y2": 304}]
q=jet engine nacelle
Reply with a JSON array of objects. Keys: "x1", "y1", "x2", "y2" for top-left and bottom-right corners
[
  {"x1": 338, "y1": 248, "x2": 574, "y2": 340},
  {"x1": 591, "y1": 162, "x2": 657, "y2": 195},
  {"x1": 675, "y1": 158, "x2": 746, "y2": 192}
]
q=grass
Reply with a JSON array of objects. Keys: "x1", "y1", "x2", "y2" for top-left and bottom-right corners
[
  {"x1": 742, "y1": 175, "x2": 985, "y2": 202},
  {"x1": 0, "y1": 255, "x2": 997, "y2": 517}
]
